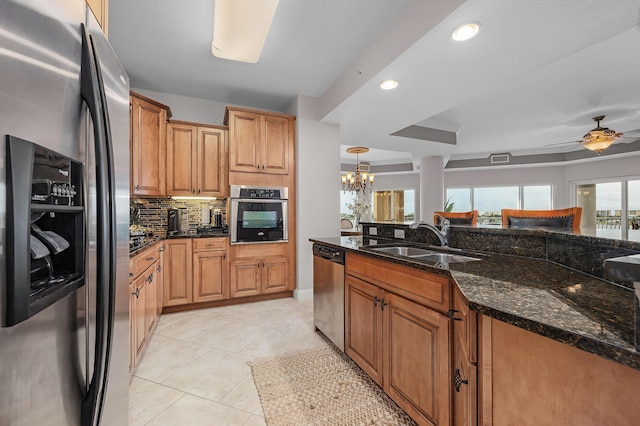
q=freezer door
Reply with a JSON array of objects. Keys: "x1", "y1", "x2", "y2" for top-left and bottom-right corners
[{"x1": 0, "y1": 1, "x2": 87, "y2": 425}]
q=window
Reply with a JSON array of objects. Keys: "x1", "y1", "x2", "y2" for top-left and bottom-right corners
[
  {"x1": 575, "y1": 180, "x2": 631, "y2": 240},
  {"x1": 340, "y1": 191, "x2": 358, "y2": 220},
  {"x1": 372, "y1": 190, "x2": 414, "y2": 222},
  {"x1": 445, "y1": 188, "x2": 471, "y2": 212},
  {"x1": 473, "y1": 186, "x2": 519, "y2": 226},
  {"x1": 628, "y1": 180, "x2": 640, "y2": 242},
  {"x1": 523, "y1": 185, "x2": 552, "y2": 209},
  {"x1": 446, "y1": 184, "x2": 553, "y2": 227}
]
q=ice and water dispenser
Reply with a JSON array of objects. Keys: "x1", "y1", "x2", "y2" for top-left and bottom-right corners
[{"x1": 5, "y1": 136, "x2": 85, "y2": 326}]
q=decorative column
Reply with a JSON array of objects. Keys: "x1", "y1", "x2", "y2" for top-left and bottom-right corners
[{"x1": 419, "y1": 156, "x2": 444, "y2": 223}]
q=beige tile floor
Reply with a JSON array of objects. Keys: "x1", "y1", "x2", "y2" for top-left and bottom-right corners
[{"x1": 129, "y1": 297, "x2": 329, "y2": 426}]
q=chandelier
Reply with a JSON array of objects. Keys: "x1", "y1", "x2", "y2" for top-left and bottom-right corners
[
  {"x1": 341, "y1": 147, "x2": 374, "y2": 193},
  {"x1": 581, "y1": 116, "x2": 623, "y2": 153}
]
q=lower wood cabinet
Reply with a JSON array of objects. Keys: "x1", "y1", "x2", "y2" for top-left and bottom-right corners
[
  {"x1": 229, "y1": 256, "x2": 287, "y2": 297},
  {"x1": 129, "y1": 242, "x2": 161, "y2": 372},
  {"x1": 346, "y1": 274, "x2": 451, "y2": 426},
  {"x1": 193, "y1": 237, "x2": 228, "y2": 302},
  {"x1": 163, "y1": 239, "x2": 193, "y2": 306},
  {"x1": 163, "y1": 237, "x2": 229, "y2": 306}
]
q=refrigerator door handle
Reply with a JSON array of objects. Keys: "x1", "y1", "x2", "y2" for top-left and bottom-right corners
[{"x1": 79, "y1": 23, "x2": 115, "y2": 426}]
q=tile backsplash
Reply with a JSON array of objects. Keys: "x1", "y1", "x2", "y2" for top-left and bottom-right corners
[{"x1": 131, "y1": 197, "x2": 227, "y2": 236}]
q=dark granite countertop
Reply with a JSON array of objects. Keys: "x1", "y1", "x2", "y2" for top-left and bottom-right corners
[
  {"x1": 130, "y1": 230, "x2": 228, "y2": 257},
  {"x1": 310, "y1": 235, "x2": 639, "y2": 370}
]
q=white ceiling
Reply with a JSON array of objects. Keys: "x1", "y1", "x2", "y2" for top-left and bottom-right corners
[{"x1": 109, "y1": 0, "x2": 640, "y2": 166}]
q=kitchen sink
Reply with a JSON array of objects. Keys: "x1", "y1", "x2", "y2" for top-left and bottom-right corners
[
  {"x1": 412, "y1": 253, "x2": 480, "y2": 264},
  {"x1": 371, "y1": 246, "x2": 436, "y2": 257}
]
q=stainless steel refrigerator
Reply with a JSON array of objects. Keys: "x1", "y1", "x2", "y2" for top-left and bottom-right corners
[{"x1": 0, "y1": 0, "x2": 130, "y2": 425}]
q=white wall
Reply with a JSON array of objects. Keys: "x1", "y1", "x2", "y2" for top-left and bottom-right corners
[{"x1": 292, "y1": 95, "x2": 341, "y2": 300}]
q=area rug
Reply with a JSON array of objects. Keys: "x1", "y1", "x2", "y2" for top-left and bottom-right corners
[{"x1": 248, "y1": 345, "x2": 417, "y2": 426}]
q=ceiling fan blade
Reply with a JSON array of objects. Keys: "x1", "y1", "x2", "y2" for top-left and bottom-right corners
[{"x1": 544, "y1": 140, "x2": 581, "y2": 147}]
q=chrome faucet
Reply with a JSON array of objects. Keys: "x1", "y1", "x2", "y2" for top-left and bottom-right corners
[{"x1": 409, "y1": 214, "x2": 450, "y2": 247}]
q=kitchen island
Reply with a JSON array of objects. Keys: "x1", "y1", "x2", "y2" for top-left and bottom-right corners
[{"x1": 311, "y1": 225, "x2": 640, "y2": 425}]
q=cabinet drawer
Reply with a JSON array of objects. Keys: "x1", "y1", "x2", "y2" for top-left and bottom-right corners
[
  {"x1": 346, "y1": 252, "x2": 450, "y2": 313},
  {"x1": 193, "y1": 237, "x2": 228, "y2": 252},
  {"x1": 132, "y1": 245, "x2": 158, "y2": 278}
]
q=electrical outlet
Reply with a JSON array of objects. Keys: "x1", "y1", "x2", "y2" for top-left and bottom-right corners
[
  {"x1": 394, "y1": 229, "x2": 405, "y2": 239},
  {"x1": 369, "y1": 227, "x2": 377, "y2": 236}
]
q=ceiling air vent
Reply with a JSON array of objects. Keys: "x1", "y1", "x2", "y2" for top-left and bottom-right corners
[
  {"x1": 358, "y1": 162, "x2": 371, "y2": 172},
  {"x1": 490, "y1": 153, "x2": 510, "y2": 164}
]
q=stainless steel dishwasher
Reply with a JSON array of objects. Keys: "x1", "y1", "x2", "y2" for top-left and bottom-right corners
[{"x1": 313, "y1": 243, "x2": 345, "y2": 351}]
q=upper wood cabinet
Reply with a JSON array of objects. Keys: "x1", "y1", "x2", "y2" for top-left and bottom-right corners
[
  {"x1": 130, "y1": 92, "x2": 171, "y2": 197},
  {"x1": 225, "y1": 107, "x2": 293, "y2": 175},
  {"x1": 166, "y1": 121, "x2": 228, "y2": 197},
  {"x1": 86, "y1": 0, "x2": 108, "y2": 34}
]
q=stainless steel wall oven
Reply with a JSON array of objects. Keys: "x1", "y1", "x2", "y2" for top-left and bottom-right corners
[{"x1": 230, "y1": 185, "x2": 288, "y2": 244}]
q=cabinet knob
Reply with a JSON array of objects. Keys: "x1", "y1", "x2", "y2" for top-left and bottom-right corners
[
  {"x1": 453, "y1": 368, "x2": 468, "y2": 392},
  {"x1": 157, "y1": 265, "x2": 161, "y2": 273},
  {"x1": 373, "y1": 296, "x2": 379, "y2": 307},
  {"x1": 133, "y1": 288, "x2": 140, "y2": 298},
  {"x1": 380, "y1": 299, "x2": 387, "y2": 311},
  {"x1": 135, "y1": 184, "x2": 139, "y2": 191}
]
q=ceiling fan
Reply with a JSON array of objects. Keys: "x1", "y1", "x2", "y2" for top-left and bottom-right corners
[{"x1": 545, "y1": 115, "x2": 640, "y2": 154}]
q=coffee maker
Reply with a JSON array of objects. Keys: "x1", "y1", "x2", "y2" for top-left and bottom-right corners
[
  {"x1": 167, "y1": 208, "x2": 178, "y2": 235},
  {"x1": 212, "y1": 209, "x2": 224, "y2": 228}
]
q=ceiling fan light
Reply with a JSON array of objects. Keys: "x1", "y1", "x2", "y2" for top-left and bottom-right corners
[{"x1": 582, "y1": 135, "x2": 615, "y2": 153}]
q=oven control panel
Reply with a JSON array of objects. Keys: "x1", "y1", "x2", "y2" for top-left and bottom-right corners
[{"x1": 238, "y1": 187, "x2": 282, "y2": 199}]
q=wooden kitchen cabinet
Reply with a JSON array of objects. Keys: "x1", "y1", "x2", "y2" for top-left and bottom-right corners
[
  {"x1": 226, "y1": 107, "x2": 292, "y2": 175},
  {"x1": 346, "y1": 252, "x2": 452, "y2": 426},
  {"x1": 129, "y1": 242, "x2": 162, "y2": 372},
  {"x1": 166, "y1": 121, "x2": 228, "y2": 197},
  {"x1": 86, "y1": 0, "x2": 108, "y2": 34},
  {"x1": 193, "y1": 237, "x2": 228, "y2": 302},
  {"x1": 345, "y1": 275, "x2": 384, "y2": 384},
  {"x1": 230, "y1": 255, "x2": 288, "y2": 298},
  {"x1": 451, "y1": 284, "x2": 477, "y2": 426},
  {"x1": 163, "y1": 239, "x2": 193, "y2": 306},
  {"x1": 131, "y1": 273, "x2": 147, "y2": 365},
  {"x1": 130, "y1": 92, "x2": 170, "y2": 196}
]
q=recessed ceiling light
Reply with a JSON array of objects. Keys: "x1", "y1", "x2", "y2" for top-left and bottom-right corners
[
  {"x1": 380, "y1": 80, "x2": 399, "y2": 90},
  {"x1": 452, "y1": 23, "x2": 480, "y2": 41}
]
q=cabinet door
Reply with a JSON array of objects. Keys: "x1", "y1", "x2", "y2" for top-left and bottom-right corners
[
  {"x1": 145, "y1": 262, "x2": 159, "y2": 335},
  {"x1": 157, "y1": 244, "x2": 165, "y2": 316},
  {"x1": 383, "y1": 293, "x2": 451, "y2": 426},
  {"x1": 131, "y1": 95, "x2": 166, "y2": 196},
  {"x1": 129, "y1": 281, "x2": 136, "y2": 373},
  {"x1": 261, "y1": 256, "x2": 287, "y2": 293},
  {"x1": 345, "y1": 275, "x2": 384, "y2": 385},
  {"x1": 229, "y1": 259, "x2": 261, "y2": 298},
  {"x1": 193, "y1": 251, "x2": 228, "y2": 302},
  {"x1": 261, "y1": 115, "x2": 289, "y2": 175},
  {"x1": 197, "y1": 126, "x2": 228, "y2": 197},
  {"x1": 163, "y1": 239, "x2": 193, "y2": 306},
  {"x1": 453, "y1": 330, "x2": 477, "y2": 426},
  {"x1": 229, "y1": 110, "x2": 261, "y2": 172},
  {"x1": 166, "y1": 123, "x2": 197, "y2": 196},
  {"x1": 132, "y1": 275, "x2": 147, "y2": 362}
]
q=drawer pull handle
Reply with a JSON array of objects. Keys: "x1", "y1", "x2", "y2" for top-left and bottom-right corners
[
  {"x1": 447, "y1": 309, "x2": 462, "y2": 321},
  {"x1": 145, "y1": 256, "x2": 154, "y2": 261},
  {"x1": 454, "y1": 368, "x2": 468, "y2": 392}
]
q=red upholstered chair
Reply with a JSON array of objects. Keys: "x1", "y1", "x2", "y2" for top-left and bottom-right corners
[
  {"x1": 501, "y1": 207, "x2": 582, "y2": 230},
  {"x1": 433, "y1": 211, "x2": 478, "y2": 226}
]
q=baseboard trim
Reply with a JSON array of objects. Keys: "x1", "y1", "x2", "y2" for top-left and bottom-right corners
[{"x1": 293, "y1": 288, "x2": 313, "y2": 301}]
